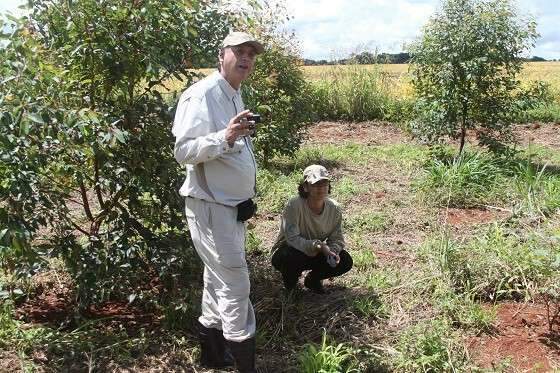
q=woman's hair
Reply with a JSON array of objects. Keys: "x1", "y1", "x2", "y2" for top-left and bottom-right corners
[{"x1": 297, "y1": 181, "x2": 332, "y2": 198}]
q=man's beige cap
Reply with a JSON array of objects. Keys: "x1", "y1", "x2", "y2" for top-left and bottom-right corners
[
  {"x1": 303, "y1": 165, "x2": 331, "y2": 184},
  {"x1": 222, "y1": 31, "x2": 264, "y2": 54}
]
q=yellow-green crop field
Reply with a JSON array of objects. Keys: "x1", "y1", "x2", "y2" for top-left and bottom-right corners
[
  {"x1": 302, "y1": 62, "x2": 559, "y2": 81},
  {"x1": 302, "y1": 61, "x2": 560, "y2": 99},
  {"x1": 185, "y1": 62, "x2": 560, "y2": 100}
]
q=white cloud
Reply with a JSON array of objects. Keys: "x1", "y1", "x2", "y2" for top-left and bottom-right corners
[
  {"x1": 286, "y1": 0, "x2": 559, "y2": 60},
  {"x1": 1, "y1": 0, "x2": 558, "y2": 60},
  {"x1": 0, "y1": 0, "x2": 27, "y2": 17}
]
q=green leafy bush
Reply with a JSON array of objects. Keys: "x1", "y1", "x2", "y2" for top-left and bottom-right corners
[
  {"x1": 244, "y1": 47, "x2": 314, "y2": 167},
  {"x1": 0, "y1": 0, "x2": 238, "y2": 308},
  {"x1": 409, "y1": 0, "x2": 539, "y2": 154}
]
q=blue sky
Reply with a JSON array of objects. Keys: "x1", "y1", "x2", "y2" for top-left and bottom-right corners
[{"x1": 2, "y1": 0, "x2": 559, "y2": 60}]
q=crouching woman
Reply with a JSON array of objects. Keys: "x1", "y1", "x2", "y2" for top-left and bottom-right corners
[{"x1": 271, "y1": 165, "x2": 353, "y2": 294}]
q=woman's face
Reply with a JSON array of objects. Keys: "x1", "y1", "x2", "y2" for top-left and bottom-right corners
[{"x1": 307, "y1": 180, "x2": 330, "y2": 200}]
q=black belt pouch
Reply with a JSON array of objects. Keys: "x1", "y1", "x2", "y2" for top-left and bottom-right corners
[{"x1": 236, "y1": 199, "x2": 257, "y2": 222}]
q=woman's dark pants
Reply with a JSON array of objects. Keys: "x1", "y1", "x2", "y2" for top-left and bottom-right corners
[{"x1": 271, "y1": 244, "x2": 353, "y2": 290}]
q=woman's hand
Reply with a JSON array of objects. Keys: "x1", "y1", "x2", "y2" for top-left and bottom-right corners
[{"x1": 320, "y1": 243, "x2": 340, "y2": 264}]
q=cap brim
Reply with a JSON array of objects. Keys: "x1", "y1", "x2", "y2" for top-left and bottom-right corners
[
  {"x1": 307, "y1": 176, "x2": 331, "y2": 184},
  {"x1": 240, "y1": 41, "x2": 264, "y2": 54}
]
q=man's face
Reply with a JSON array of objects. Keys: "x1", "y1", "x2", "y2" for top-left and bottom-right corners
[{"x1": 220, "y1": 43, "x2": 257, "y2": 88}]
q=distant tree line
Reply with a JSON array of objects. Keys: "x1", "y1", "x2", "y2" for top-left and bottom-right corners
[{"x1": 302, "y1": 51, "x2": 551, "y2": 65}]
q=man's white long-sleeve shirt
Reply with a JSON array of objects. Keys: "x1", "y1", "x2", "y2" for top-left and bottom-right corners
[{"x1": 172, "y1": 71, "x2": 257, "y2": 206}]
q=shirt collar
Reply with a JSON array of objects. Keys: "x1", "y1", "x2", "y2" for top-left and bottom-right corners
[{"x1": 213, "y1": 71, "x2": 240, "y2": 100}]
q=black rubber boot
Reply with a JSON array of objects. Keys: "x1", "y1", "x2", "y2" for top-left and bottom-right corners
[
  {"x1": 304, "y1": 273, "x2": 326, "y2": 294},
  {"x1": 197, "y1": 321, "x2": 234, "y2": 368},
  {"x1": 226, "y1": 337, "x2": 256, "y2": 373}
]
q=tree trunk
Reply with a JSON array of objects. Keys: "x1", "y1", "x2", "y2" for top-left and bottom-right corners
[{"x1": 459, "y1": 102, "x2": 468, "y2": 155}]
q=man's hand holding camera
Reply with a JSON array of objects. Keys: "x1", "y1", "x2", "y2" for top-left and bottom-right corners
[{"x1": 226, "y1": 110, "x2": 259, "y2": 147}]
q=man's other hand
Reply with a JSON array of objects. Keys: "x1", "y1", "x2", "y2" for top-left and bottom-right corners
[{"x1": 226, "y1": 110, "x2": 256, "y2": 147}]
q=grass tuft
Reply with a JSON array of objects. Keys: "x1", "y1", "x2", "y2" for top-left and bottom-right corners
[{"x1": 299, "y1": 331, "x2": 357, "y2": 373}]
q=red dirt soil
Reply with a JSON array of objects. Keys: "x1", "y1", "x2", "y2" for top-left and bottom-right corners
[
  {"x1": 439, "y1": 207, "x2": 510, "y2": 227},
  {"x1": 516, "y1": 123, "x2": 560, "y2": 150},
  {"x1": 16, "y1": 291, "x2": 157, "y2": 329},
  {"x1": 468, "y1": 302, "x2": 560, "y2": 372}
]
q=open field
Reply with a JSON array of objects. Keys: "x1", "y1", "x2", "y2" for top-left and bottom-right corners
[
  {"x1": 303, "y1": 62, "x2": 560, "y2": 81},
  {"x1": 303, "y1": 62, "x2": 560, "y2": 98},
  {"x1": 186, "y1": 61, "x2": 560, "y2": 90},
  {"x1": 3, "y1": 121, "x2": 559, "y2": 372}
]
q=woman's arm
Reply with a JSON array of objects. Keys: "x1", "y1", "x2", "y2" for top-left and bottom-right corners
[
  {"x1": 282, "y1": 200, "x2": 321, "y2": 256},
  {"x1": 326, "y1": 205, "x2": 345, "y2": 254}
]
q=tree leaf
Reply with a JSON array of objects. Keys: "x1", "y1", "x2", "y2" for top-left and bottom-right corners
[{"x1": 28, "y1": 112, "x2": 45, "y2": 124}]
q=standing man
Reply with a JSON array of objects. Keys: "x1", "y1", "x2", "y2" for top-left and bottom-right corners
[{"x1": 172, "y1": 32, "x2": 264, "y2": 373}]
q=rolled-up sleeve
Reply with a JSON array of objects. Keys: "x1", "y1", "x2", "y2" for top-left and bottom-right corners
[
  {"x1": 172, "y1": 94, "x2": 244, "y2": 165},
  {"x1": 282, "y1": 201, "x2": 319, "y2": 256}
]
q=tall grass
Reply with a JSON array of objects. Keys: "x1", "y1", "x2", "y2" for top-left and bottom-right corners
[
  {"x1": 420, "y1": 226, "x2": 560, "y2": 301},
  {"x1": 302, "y1": 62, "x2": 560, "y2": 124},
  {"x1": 310, "y1": 65, "x2": 414, "y2": 123},
  {"x1": 416, "y1": 149, "x2": 506, "y2": 208},
  {"x1": 513, "y1": 162, "x2": 560, "y2": 218}
]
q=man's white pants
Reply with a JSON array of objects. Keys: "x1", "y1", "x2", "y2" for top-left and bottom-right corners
[{"x1": 185, "y1": 197, "x2": 256, "y2": 342}]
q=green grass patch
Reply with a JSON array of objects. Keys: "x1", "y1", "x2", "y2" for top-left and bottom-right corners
[
  {"x1": 302, "y1": 143, "x2": 427, "y2": 168},
  {"x1": 431, "y1": 278, "x2": 496, "y2": 332},
  {"x1": 524, "y1": 143, "x2": 560, "y2": 165},
  {"x1": 256, "y1": 169, "x2": 301, "y2": 213},
  {"x1": 0, "y1": 301, "x2": 50, "y2": 354},
  {"x1": 351, "y1": 247, "x2": 377, "y2": 269},
  {"x1": 416, "y1": 149, "x2": 507, "y2": 208},
  {"x1": 298, "y1": 331, "x2": 357, "y2": 373},
  {"x1": 519, "y1": 102, "x2": 560, "y2": 123},
  {"x1": 331, "y1": 176, "x2": 369, "y2": 203},
  {"x1": 394, "y1": 319, "x2": 468, "y2": 372},
  {"x1": 420, "y1": 227, "x2": 560, "y2": 301},
  {"x1": 351, "y1": 294, "x2": 388, "y2": 319},
  {"x1": 512, "y1": 161, "x2": 560, "y2": 218},
  {"x1": 345, "y1": 211, "x2": 391, "y2": 235},
  {"x1": 357, "y1": 270, "x2": 396, "y2": 291},
  {"x1": 245, "y1": 229, "x2": 263, "y2": 254}
]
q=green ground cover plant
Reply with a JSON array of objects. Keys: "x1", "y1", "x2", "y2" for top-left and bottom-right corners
[
  {"x1": 299, "y1": 331, "x2": 357, "y2": 373},
  {"x1": 421, "y1": 225, "x2": 560, "y2": 301},
  {"x1": 394, "y1": 319, "x2": 469, "y2": 372}
]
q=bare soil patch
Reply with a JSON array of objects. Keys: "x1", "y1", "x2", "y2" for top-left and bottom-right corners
[
  {"x1": 468, "y1": 302, "x2": 560, "y2": 372},
  {"x1": 515, "y1": 122, "x2": 560, "y2": 150},
  {"x1": 439, "y1": 207, "x2": 511, "y2": 228},
  {"x1": 307, "y1": 121, "x2": 560, "y2": 153},
  {"x1": 305, "y1": 121, "x2": 412, "y2": 145}
]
